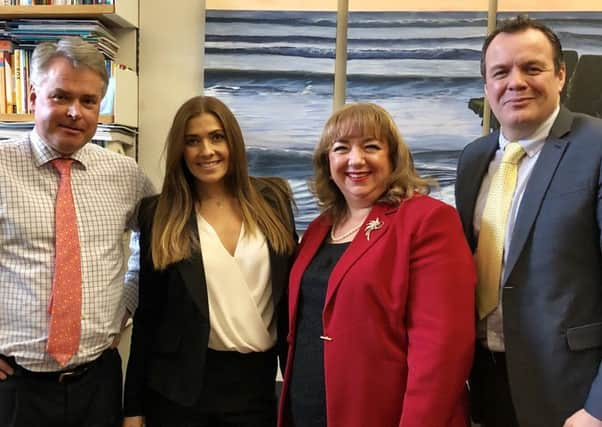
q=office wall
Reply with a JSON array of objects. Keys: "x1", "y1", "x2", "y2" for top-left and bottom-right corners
[{"x1": 138, "y1": 0, "x2": 205, "y2": 190}]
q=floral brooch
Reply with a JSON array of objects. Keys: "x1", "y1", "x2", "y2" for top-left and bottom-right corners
[{"x1": 364, "y1": 217, "x2": 383, "y2": 240}]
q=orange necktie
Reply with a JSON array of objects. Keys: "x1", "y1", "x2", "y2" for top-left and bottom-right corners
[{"x1": 46, "y1": 158, "x2": 82, "y2": 366}]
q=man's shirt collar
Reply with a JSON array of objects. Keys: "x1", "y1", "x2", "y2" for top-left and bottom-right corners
[{"x1": 30, "y1": 128, "x2": 90, "y2": 169}]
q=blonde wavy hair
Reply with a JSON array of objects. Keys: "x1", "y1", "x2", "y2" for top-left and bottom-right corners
[{"x1": 311, "y1": 102, "x2": 431, "y2": 223}]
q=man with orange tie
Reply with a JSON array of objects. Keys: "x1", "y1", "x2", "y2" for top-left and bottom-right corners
[
  {"x1": 455, "y1": 16, "x2": 602, "y2": 427},
  {"x1": 0, "y1": 37, "x2": 153, "y2": 427}
]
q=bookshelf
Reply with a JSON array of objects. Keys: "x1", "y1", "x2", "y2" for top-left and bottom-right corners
[
  {"x1": 0, "y1": 2, "x2": 139, "y2": 129},
  {"x1": 0, "y1": 5, "x2": 137, "y2": 28}
]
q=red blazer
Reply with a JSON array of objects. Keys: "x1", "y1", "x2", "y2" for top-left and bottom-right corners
[{"x1": 278, "y1": 195, "x2": 476, "y2": 427}]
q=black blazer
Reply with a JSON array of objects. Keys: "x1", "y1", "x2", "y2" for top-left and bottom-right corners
[
  {"x1": 456, "y1": 106, "x2": 602, "y2": 426},
  {"x1": 124, "y1": 182, "x2": 296, "y2": 416}
]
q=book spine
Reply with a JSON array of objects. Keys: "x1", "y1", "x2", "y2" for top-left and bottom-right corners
[
  {"x1": 4, "y1": 51, "x2": 14, "y2": 114},
  {"x1": 0, "y1": 54, "x2": 6, "y2": 115},
  {"x1": 23, "y1": 50, "x2": 30, "y2": 113},
  {"x1": 0, "y1": 40, "x2": 14, "y2": 52},
  {"x1": 13, "y1": 49, "x2": 22, "y2": 114}
]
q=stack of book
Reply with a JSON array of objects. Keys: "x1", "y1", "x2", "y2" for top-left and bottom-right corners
[
  {"x1": 0, "y1": 119, "x2": 30, "y2": 139},
  {"x1": 91, "y1": 122, "x2": 137, "y2": 156},
  {"x1": 0, "y1": 19, "x2": 119, "y2": 114},
  {"x1": 7, "y1": 19, "x2": 118, "y2": 59}
]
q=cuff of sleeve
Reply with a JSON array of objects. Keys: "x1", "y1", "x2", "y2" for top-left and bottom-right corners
[{"x1": 585, "y1": 386, "x2": 602, "y2": 421}]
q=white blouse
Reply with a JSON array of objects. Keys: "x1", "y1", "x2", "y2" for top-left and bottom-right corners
[{"x1": 196, "y1": 214, "x2": 275, "y2": 353}]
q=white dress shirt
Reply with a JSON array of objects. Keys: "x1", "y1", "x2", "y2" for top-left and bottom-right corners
[
  {"x1": 0, "y1": 131, "x2": 154, "y2": 371},
  {"x1": 473, "y1": 106, "x2": 560, "y2": 351}
]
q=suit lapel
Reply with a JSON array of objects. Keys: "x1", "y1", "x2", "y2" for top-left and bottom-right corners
[
  {"x1": 503, "y1": 108, "x2": 573, "y2": 284},
  {"x1": 324, "y1": 203, "x2": 393, "y2": 308},
  {"x1": 458, "y1": 133, "x2": 499, "y2": 250},
  {"x1": 175, "y1": 212, "x2": 209, "y2": 320},
  {"x1": 174, "y1": 192, "x2": 294, "y2": 322}
]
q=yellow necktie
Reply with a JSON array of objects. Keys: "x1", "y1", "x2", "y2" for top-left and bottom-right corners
[{"x1": 475, "y1": 142, "x2": 526, "y2": 319}]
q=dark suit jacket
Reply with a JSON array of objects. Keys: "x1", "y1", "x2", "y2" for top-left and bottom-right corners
[
  {"x1": 455, "y1": 106, "x2": 602, "y2": 426},
  {"x1": 123, "y1": 182, "x2": 296, "y2": 416},
  {"x1": 278, "y1": 196, "x2": 476, "y2": 427}
]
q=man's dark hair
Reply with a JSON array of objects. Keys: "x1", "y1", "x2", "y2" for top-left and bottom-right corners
[{"x1": 480, "y1": 15, "x2": 564, "y2": 79}]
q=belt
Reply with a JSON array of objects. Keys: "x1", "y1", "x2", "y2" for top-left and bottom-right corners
[{"x1": 1, "y1": 353, "x2": 103, "y2": 384}]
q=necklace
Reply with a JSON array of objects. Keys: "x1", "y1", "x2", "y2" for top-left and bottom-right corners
[
  {"x1": 330, "y1": 222, "x2": 362, "y2": 242},
  {"x1": 200, "y1": 197, "x2": 229, "y2": 208}
]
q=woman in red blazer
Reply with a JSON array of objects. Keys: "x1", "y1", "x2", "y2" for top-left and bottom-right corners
[{"x1": 278, "y1": 103, "x2": 476, "y2": 427}]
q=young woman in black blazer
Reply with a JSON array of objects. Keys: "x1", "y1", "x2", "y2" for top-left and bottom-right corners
[{"x1": 123, "y1": 96, "x2": 297, "y2": 427}]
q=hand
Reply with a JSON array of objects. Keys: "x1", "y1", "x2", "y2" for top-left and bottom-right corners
[
  {"x1": 564, "y1": 409, "x2": 602, "y2": 427},
  {"x1": 111, "y1": 310, "x2": 132, "y2": 349},
  {"x1": 0, "y1": 358, "x2": 14, "y2": 380},
  {"x1": 122, "y1": 416, "x2": 144, "y2": 427}
]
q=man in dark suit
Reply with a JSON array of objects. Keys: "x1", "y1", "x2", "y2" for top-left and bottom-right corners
[{"x1": 455, "y1": 16, "x2": 602, "y2": 427}]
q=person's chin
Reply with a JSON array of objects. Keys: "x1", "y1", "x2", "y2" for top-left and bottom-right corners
[
  {"x1": 345, "y1": 193, "x2": 379, "y2": 208},
  {"x1": 502, "y1": 116, "x2": 539, "y2": 138},
  {"x1": 52, "y1": 138, "x2": 88, "y2": 154}
]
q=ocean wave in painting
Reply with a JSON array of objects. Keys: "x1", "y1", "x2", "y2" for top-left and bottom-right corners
[{"x1": 205, "y1": 10, "x2": 602, "y2": 230}]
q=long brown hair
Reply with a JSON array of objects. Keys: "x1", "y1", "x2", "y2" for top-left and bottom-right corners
[
  {"x1": 151, "y1": 96, "x2": 296, "y2": 270},
  {"x1": 311, "y1": 102, "x2": 431, "y2": 223}
]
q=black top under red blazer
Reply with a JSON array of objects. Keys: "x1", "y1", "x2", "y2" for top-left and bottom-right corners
[{"x1": 123, "y1": 184, "x2": 296, "y2": 416}]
